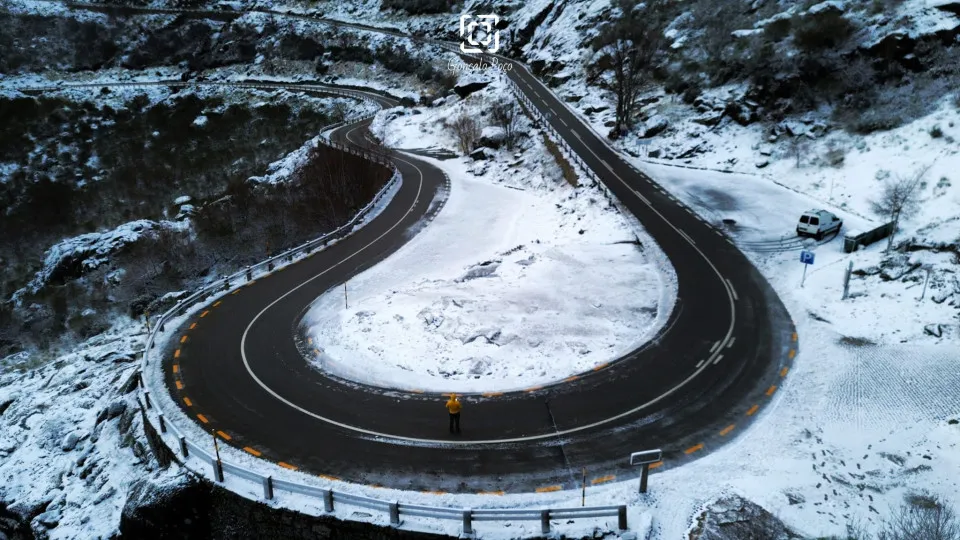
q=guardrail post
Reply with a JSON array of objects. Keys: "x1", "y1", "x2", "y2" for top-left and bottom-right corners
[
  {"x1": 212, "y1": 457, "x2": 224, "y2": 482},
  {"x1": 179, "y1": 436, "x2": 188, "y2": 457},
  {"x1": 618, "y1": 505, "x2": 628, "y2": 530},
  {"x1": 158, "y1": 413, "x2": 166, "y2": 433},
  {"x1": 262, "y1": 475, "x2": 273, "y2": 500},
  {"x1": 389, "y1": 501, "x2": 400, "y2": 526},
  {"x1": 540, "y1": 510, "x2": 550, "y2": 534},
  {"x1": 246, "y1": 267, "x2": 253, "y2": 281},
  {"x1": 137, "y1": 369, "x2": 144, "y2": 388},
  {"x1": 143, "y1": 391, "x2": 151, "y2": 409},
  {"x1": 267, "y1": 261, "x2": 274, "y2": 271},
  {"x1": 462, "y1": 509, "x2": 473, "y2": 535},
  {"x1": 322, "y1": 489, "x2": 333, "y2": 512}
]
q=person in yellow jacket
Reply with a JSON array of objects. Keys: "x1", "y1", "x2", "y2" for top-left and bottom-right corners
[{"x1": 446, "y1": 393, "x2": 462, "y2": 434}]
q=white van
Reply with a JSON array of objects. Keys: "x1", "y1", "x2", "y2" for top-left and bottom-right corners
[{"x1": 796, "y1": 209, "x2": 842, "y2": 240}]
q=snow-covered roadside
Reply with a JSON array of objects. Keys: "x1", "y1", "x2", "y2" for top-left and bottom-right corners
[
  {"x1": 589, "y1": 162, "x2": 959, "y2": 538},
  {"x1": 302, "y1": 78, "x2": 676, "y2": 393},
  {"x1": 0, "y1": 320, "x2": 162, "y2": 540},
  {"x1": 517, "y1": 55, "x2": 960, "y2": 536}
]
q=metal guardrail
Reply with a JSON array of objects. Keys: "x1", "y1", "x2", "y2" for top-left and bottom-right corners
[{"x1": 69, "y1": 77, "x2": 636, "y2": 535}]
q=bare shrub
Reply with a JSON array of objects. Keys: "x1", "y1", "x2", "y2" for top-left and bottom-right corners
[
  {"x1": 789, "y1": 136, "x2": 809, "y2": 168},
  {"x1": 871, "y1": 165, "x2": 929, "y2": 250},
  {"x1": 877, "y1": 496, "x2": 960, "y2": 540},
  {"x1": 490, "y1": 99, "x2": 521, "y2": 149},
  {"x1": 449, "y1": 113, "x2": 480, "y2": 154}
]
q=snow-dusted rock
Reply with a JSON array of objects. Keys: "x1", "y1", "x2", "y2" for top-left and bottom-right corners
[
  {"x1": 453, "y1": 72, "x2": 492, "y2": 98},
  {"x1": 173, "y1": 195, "x2": 192, "y2": 205},
  {"x1": 61, "y1": 432, "x2": 80, "y2": 452},
  {"x1": 692, "y1": 111, "x2": 725, "y2": 127},
  {"x1": 35, "y1": 509, "x2": 61, "y2": 528},
  {"x1": 175, "y1": 204, "x2": 196, "y2": 220},
  {"x1": 925, "y1": 323, "x2": 943, "y2": 337},
  {"x1": 479, "y1": 126, "x2": 506, "y2": 149},
  {"x1": 11, "y1": 220, "x2": 161, "y2": 303},
  {"x1": 807, "y1": 0, "x2": 845, "y2": 15},
  {"x1": 725, "y1": 101, "x2": 758, "y2": 126},
  {"x1": 640, "y1": 115, "x2": 669, "y2": 138},
  {"x1": 469, "y1": 147, "x2": 493, "y2": 160},
  {"x1": 107, "y1": 401, "x2": 127, "y2": 420}
]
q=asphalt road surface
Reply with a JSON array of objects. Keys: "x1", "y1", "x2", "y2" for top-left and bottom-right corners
[{"x1": 93, "y1": 21, "x2": 804, "y2": 493}]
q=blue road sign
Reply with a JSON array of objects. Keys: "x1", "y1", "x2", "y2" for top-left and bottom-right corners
[{"x1": 800, "y1": 250, "x2": 815, "y2": 265}]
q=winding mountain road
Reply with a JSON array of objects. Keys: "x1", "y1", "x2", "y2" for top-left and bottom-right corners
[{"x1": 42, "y1": 3, "x2": 799, "y2": 494}]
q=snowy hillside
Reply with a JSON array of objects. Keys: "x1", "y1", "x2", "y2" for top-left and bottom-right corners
[{"x1": 304, "y1": 77, "x2": 676, "y2": 392}]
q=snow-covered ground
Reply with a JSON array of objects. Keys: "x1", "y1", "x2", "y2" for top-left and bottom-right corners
[
  {"x1": 4, "y1": 2, "x2": 959, "y2": 538},
  {"x1": 303, "y1": 79, "x2": 676, "y2": 393},
  {"x1": 0, "y1": 320, "x2": 160, "y2": 540}
]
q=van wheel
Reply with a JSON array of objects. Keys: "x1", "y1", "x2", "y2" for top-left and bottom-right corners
[{"x1": 815, "y1": 231, "x2": 823, "y2": 241}]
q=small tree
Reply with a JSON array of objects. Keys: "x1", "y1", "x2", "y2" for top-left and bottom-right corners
[
  {"x1": 490, "y1": 99, "x2": 521, "y2": 149},
  {"x1": 870, "y1": 164, "x2": 929, "y2": 250},
  {"x1": 789, "y1": 135, "x2": 809, "y2": 168},
  {"x1": 449, "y1": 113, "x2": 480, "y2": 154},
  {"x1": 595, "y1": 0, "x2": 667, "y2": 138}
]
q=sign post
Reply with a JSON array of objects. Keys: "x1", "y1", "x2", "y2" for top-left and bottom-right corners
[
  {"x1": 637, "y1": 139, "x2": 652, "y2": 157},
  {"x1": 629, "y1": 449, "x2": 662, "y2": 494},
  {"x1": 799, "y1": 250, "x2": 815, "y2": 288}
]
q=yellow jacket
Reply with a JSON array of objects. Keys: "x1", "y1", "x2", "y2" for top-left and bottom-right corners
[{"x1": 446, "y1": 395, "x2": 462, "y2": 414}]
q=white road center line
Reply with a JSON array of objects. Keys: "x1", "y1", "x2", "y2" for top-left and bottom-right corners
[
  {"x1": 695, "y1": 360, "x2": 705, "y2": 369},
  {"x1": 726, "y1": 279, "x2": 739, "y2": 301},
  {"x1": 631, "y1": 189, "x2": 651, "y2": 205},
  {"x1": 727, "y1": 337, "x2": 736, "y2": 348},
  {"x1": 713, "y1": 354, "x2": 724, "y2": 365},
  {"x1": 710, "y1": 340, "x2": 721, "y2": 353}
]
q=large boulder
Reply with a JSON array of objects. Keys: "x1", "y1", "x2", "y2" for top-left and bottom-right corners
[
  {"x1": 478, "y1": 126, "x2": 506, "y2": 149},
  {"x1": 640, "y1": 115, "x2": 669, "y2": 138},
  {"x1": 725, "y1": 101, "x2": 758, "y2": 126},
  {"x1": 12, "y1": 220, "x2": 159, "y2": 303},
  {"x1": 453, "y1": 72, "x2": 492, "y2": 98},
  {"x1": 469, "y1": 147, "x2": 493, "y2": 160}
]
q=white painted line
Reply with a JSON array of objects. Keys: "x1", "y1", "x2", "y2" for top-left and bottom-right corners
[
  {"x1": 573, "y1": 131, "x2": 583, "y2": 140},
  {"x1": 678, "y1": 230, "x2": 696, "y2": 245},
  {"x1": 727, "y1": 337, "x2": 736, "y2": 348},
  {"x1": 713, "y1": 354, "x2": 724, "y2": 365},
  {"x1": 559, "y1": 118, "x2": 568, "y2": 127},
  {"x1": 631, "y1": 189, "x2": 651, "y2": 205},
  {"x1": 726, "y1": 279, "x2": 738, "y2": 301},
  {"x1": 710, "y1": 340, "x2": 721, "y2": 353},
  {"x1": 602, "y1": 160, "x2": 615, "y2": 172},
  {"x1": 695, "y1": 360, "x2": 705, "y2": 369}
]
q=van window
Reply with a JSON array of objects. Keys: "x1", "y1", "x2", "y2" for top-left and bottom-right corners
[
  {"x1": 809, "y1": 217, "x2": 819, "y2": 226},
  {"x1": 799, "y1": 216, "x2": 810, "y2": 224}
]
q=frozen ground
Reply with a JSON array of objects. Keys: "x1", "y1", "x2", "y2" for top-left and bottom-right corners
[
  {"x1": 304, "y1": 80, "x2": 676, "y2": 393},
  {"x1": 0, "y1": 320, "x2": 162, "y2": 540},
  {"x1": 607, "y1": 162, "x2": 960, "y2": 539}
]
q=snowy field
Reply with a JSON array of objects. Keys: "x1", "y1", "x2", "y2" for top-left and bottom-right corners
[
  {"x1": 610, "y1": 162, "x2": 960, "y2": 538},
  {"x1": 303, "y1": 82, "x2": 676, "y2": 393}
]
